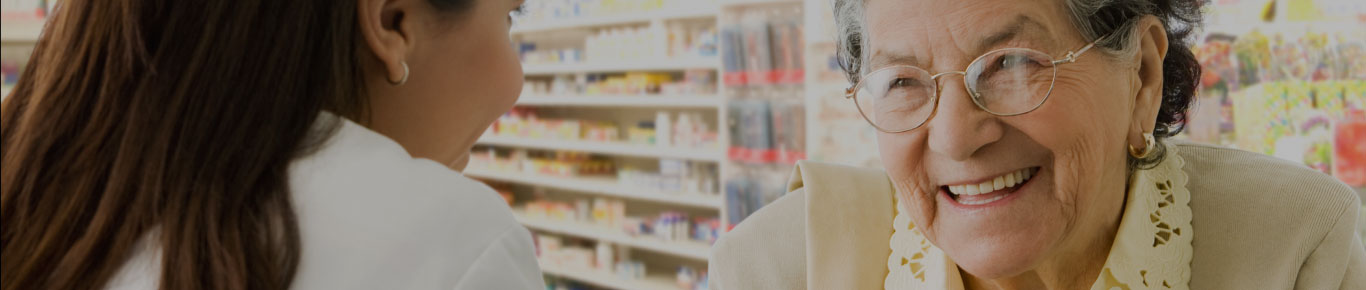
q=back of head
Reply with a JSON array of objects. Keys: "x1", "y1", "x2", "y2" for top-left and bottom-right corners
[{"x1": 0, "y1": 0, "x2": 366, "y2": 289}]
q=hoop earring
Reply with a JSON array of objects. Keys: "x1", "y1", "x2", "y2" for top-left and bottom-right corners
[
  {"x1": 1129, "y1": 132, "x2": 1154, "y2": 159},
  {"x1": 389, "y1": 62, "x2": 409, "y2": 86}
]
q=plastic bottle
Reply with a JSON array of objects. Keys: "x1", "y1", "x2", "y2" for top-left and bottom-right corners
[
  {"x1": 595, "y1": 242, "x2": 614, "y2": 270},
  {"x1": 656, "y1": 111, "x2": 672, "y2": 147},
  {"x1": 675, "y1": 113, "x2": 693, "y2": 147}
]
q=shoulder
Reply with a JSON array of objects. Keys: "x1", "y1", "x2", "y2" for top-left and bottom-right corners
[
  {"x1": 1172, "y1": 141, "x2": 1361, "y2": 276},
  {"x1": 710, "y1": 189, "x2": 809, "y2": 290},
  {"x1": 289, "y1": 117, "x2": 519, "y2": 235},
  {"x1": 709, "y1": 161, "x2": 898, "y2": 289},
  {"x1": 1175, "y1": 141, "x2": 1359, "y2": 225},
  {"x1": 787, "y1": 160, "x2": 891, "y2": 193},
  {"x1": 287, "y1": 117, "x2": 528, "y2": 288}
]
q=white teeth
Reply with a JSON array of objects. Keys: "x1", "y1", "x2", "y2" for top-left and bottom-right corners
[
  {"x1": 963, "y1": 184, "x2": 979, "y2": 195},
  {"x1": 958, "y1": 194, "x2": 1009, "y2": 205},
  {"x1": 946, "y1": 168, "x2": 1036, "y2": 196}
]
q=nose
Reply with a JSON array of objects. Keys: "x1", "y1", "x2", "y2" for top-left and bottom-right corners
[{"x1": 924, "y1": 73, "x2": 1004, "y2": 161}]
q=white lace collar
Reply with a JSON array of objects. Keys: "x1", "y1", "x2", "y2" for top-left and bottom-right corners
[{"x1": 885, "y1": 145, "x2": 1194, "y2": 289}]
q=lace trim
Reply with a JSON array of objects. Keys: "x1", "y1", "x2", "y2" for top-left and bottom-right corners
[
  {"x1": 1091, "y1": 145, "x2": 1193, "y2": 290},
  {"x1": 885, "y1": 194, "x2": 952, "y2": 290},
  {"x1": 883, "y1": 144, "x2": 1194, "y2": 290}
]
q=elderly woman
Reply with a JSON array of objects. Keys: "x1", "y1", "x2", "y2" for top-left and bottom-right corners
[{"x1": 709, "y1": 0, "x2": 1365, "y2": 289}]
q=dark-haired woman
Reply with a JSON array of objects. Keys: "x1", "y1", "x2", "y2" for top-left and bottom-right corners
[
  {"x1": 707, "y1": 0, "x2": 1365, "y2": 289},
  {"x1": 1, "y1": 0, "x2": 543, "y2": 289}
]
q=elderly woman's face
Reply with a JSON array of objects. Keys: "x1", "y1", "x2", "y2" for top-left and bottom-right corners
[{"x1": 868, "y1": 0, "x2": 1139, "y2": 278}]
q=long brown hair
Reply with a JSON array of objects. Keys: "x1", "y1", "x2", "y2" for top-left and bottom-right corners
[{"x1": 0, "y1": 0, "x2": 368, "y2": 289}]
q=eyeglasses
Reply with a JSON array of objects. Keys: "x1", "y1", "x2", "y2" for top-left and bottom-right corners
[{"x1": 845, "y1": 38, "x2": 1102, "y2": 133}]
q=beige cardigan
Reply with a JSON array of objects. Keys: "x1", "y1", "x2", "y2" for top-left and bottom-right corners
[{"x1": 709, "y1": 142, "x2": 1365, "y2": 289}]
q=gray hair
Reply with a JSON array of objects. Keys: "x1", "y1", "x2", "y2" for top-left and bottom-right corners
[{"x1": 832, "y1": 0, "x2": 1204, "y2": 169}]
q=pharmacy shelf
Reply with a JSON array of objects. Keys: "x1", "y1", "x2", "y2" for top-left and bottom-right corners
[
  {"x1": 511, "y1": 5, "x2": 719, "y2": 35},
  {"x1": 540, "y1": 263, "x2": 681, "y2": 290},
  {"x1": 465, "y1": 168, "x2": 722, "y2": 209},
  {"x1": 1, "y1": 18, "x2": 44, "y2": 43},
  {"x1": 476, "y1": 135, "x2": 725, "y2": 162},
  {"x1": 1199, "y1": 21, "x2": 1366, "y2": 38},
  {"x1": 720, "y1": 0, "x2": 802, "y2": 7},
  {"x1": 515, "y1": 214, "x2": 712, "y2": 261},
  {"x1": 516, "y1": 94, "x2": 723, "y2": 108},
  {"x1": 522, "y1": 57, "x2": 720, "y2": 75}
]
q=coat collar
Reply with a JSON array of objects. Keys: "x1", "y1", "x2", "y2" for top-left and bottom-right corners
[{"x1": 787, "y1": 161, "x2": 899, "y2": 289}]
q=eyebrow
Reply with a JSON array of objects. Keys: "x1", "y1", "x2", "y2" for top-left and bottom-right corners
[
  {"x1": 865, "y1": 15, "x2": 1043, "y2": 71},
  {"x1": 975, "y1": 15, "x2": 1042, "y2": 54}
]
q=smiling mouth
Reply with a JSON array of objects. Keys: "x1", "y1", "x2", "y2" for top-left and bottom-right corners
[{"x1": 942, "y1": 167, "x2": 1039, "y2": 206}]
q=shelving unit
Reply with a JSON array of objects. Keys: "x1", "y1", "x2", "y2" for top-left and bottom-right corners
[
  {"x1": 511, "y1": 5, "x2": 719, "y2": 35},
  {"x1": 476, "y1": 135, "x2": 724, "y2": 162},
  {"x1": 2, "y1": 16, "x2": 44, "y2": 101},
  {"x1": 515, "y1": 213, "x2": 713, "y2": 261},
  {"x1": 476, "y1": 2, "x2": 733, "y2": 288},
  {"x1": 720, "y1": 0, "x2": 803, "y2": 7},
  {"x1": 515, "y1": 95, "x2": 723, "y2": 108},
  {"x1": 539, "y1": 263, "x2": 681, "y2": 290},
  {"x1": 522, "y1": 58, "x2": 720, "y2": 75},
  {"x1": 0, "y1": 17, "x2": 43, "y2": 44},
  {"x1": 465, "y1": 168, "x2": 722, "y2": 209},
  {"x1": 474, "y1": 1, "x2": 819, "y2": 287}
]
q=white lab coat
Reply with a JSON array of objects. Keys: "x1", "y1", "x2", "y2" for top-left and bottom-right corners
[{"x1": 105, "y1": 115, "x2": 545, "y2": 290}]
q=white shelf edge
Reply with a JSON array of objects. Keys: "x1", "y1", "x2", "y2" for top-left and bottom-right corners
[
  {"x1": 719, "y1": 0, "x2": 803, "y2": 7},
  {"x1": 522, "y1": 58, "x2": 721, "y2": 75},
  {"x1": 516, "y1": 95, "x2": 723, "y2": 108},
  {"x1": 1, "y1": 18, "x2": 45, "y2": 43},
  {"x1": 465, "y1": 168, "x2": 722, "y2": 209},
  {"x1": 1197, "y1": 20, "x2": 1366, "y2": 38},
  {"x1": 516, "y1": 214, "x2": 712, "y2": 261},
  {"x1": 539, "y1": 262, "x2": 681, "y2": 290},
  {"x1": 511, "y1": 5, "x2": 719, "y2": 34},
  {"x1": 476, "y1": 135, "x2": 724, "y2": 162}
]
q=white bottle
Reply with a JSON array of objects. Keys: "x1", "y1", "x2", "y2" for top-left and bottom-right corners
[
  {"x1": 674, "y1": 113, "x2": 693, "y2": 148},
  {"x1": 655, "y1": 111, "x2": 671, "y2": 147},
  {"x1": 596, "y1": 242, "x2": 614, "y2": 270}
]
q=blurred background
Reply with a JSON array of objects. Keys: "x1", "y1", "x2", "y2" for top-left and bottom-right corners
[{"x1": 2, "y1": 0, "x2": 1362, "y2": 289}]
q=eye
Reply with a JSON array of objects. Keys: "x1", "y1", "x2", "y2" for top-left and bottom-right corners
[
  {"x1": 887, "y1": 78, "x2": 921, "y2": 90},
  {"x1": 991, "y1": 53, "x2": 1040, "y2": 72}
]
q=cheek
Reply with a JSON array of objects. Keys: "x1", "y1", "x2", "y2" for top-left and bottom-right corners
[
  {"x1": 493, "y1": 32, "x2": 523, "y2": 89},
  {"x1": 444, "y1": 19, "x2": 524, "y2": 112},
  {"x1": 876, "y1": 132, "x2": 939, "y2": 234},
  {"x1": 478, "y1": 26, "x2": 523, "y2": 104},
  {"x1": 1021, "y1": 72, "x2": 1131, "y2": 222}
]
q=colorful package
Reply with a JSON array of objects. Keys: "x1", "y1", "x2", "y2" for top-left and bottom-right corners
[{"x1": 1333, "y1": 109, "x2": 1366, "y2": 187}]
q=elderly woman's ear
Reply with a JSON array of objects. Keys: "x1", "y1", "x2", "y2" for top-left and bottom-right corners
[{"x1": 1129, "y1": 15, "x2": 1169, "y2": 152}]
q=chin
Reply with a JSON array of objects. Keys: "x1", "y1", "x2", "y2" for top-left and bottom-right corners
[
  {"x1": 449, "y1": 153, "x2": 471, "y2": 171},
  {"x1": 922, "y1": 168, "x2": 1072, "y2": 280},
  {"x1": 930, "y1": 209, "x2": 1067, "y2": 280},
  {"x1": 947, "y1": 240, "x2": 1047, "y2": 279}
]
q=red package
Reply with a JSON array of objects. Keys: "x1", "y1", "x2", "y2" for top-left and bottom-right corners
[{"x1": 1333, "y1": 109, "x2": 1366, "y2": 187}]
